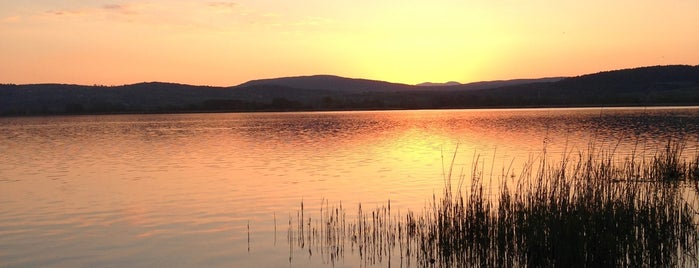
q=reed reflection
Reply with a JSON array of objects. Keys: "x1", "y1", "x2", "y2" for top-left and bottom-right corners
[
  {"x1": 285, "y1": 139, "x2": 699, "y2": 267},
  {"x1": 2, "y1": 108, "x2": 699, "y2": 267}
]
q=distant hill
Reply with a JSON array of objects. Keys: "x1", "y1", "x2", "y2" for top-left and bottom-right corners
[
  {"x1": 449, "y1": 65, "x2": 699, "y2": 107},
  {"x1": 417, "y1": 81, "x2": 462, "y2": 87},
  {"x1": 416, "y1": 78, "x2": 565, "y2": 89},
  {"x1": 1, "y1": 65, "x2": 698, "y2": 115},
  {"x1": 432, "y1": 77, "x2": 565, "y2": 91},
  {"x1": 558, "y1": 65, "x2": 699, "y2": 92},
  {"x1": 240, "y1": 75, "x2": 564, "y2": 92},
  {"x1": 237, "y1": 75, "x2": 414, "y2": 93}
]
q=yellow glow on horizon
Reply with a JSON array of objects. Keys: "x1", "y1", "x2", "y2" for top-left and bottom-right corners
[{"x1": 0, "y1": 0, "x2": 698, "y2": 86}]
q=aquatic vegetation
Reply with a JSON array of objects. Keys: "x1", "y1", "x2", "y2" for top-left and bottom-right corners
[{"x1": 286, "y1": 139, "x2": 699, "y2": 267}]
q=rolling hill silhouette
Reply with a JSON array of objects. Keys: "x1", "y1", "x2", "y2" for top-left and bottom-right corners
[
  {"x1": 1, "y1": 65, "x2": 698, "y2": 115},
  {"x1": 237, "y1": 75, "x2": 413, "y2": 93}
]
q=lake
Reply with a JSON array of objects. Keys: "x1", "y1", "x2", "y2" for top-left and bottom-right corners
[{"x1": 1, "y1": 107, "x2": 698, "y2": 267}]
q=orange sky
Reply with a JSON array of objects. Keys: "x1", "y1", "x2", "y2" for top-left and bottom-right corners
[{"x1": 1, "y1": 1, "x2": 698, "y2": 86}]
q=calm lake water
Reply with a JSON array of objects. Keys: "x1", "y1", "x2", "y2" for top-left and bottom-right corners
[{"x1": 1, "y1": 107, "x2": 699, "y2": 267}]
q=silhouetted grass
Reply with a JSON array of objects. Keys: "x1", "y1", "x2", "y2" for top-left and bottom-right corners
[{"x1": 286, "y1": 139, "x2": 699, "y2": 267}]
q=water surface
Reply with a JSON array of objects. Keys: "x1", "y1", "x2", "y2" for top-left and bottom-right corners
[{"x1": 1, "y1": 107, "x2": 698, "y2": 267}]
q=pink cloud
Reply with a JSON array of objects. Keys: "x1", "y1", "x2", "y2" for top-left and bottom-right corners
[{"x1": 208, "y1": 2, "x2": 238, "y2": 9}]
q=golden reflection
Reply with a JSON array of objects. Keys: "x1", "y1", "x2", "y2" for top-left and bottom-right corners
[{"x1": 1, "y1": 108, "x2": 698, "y2": 267}]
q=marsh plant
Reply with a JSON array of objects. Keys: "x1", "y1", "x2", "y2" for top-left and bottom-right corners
[{"x1": 286, "y1": 139, "x2": 699, "y2": 267}]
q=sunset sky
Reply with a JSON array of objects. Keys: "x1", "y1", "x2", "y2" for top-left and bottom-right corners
[{"x1": 1, "y1": 0, "x2": 698, "y2": 86}]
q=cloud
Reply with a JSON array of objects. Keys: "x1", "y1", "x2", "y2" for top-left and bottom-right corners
[
  {"x1": 208, "y1": 2, "x2": 237, "y2": 9},
  {"x1": 11, "y1": 1, "x2": 294, "y2": 33},
  {"x1": 46, "y1": 9, "x2": 85, "y2": 16},
  {"x1": 103, "y1": 4, "x2": 124, "y2": 10},
  {"x1": 102, "y1": 3, "x2": 138, "y2": 15},
  {"x1": 103, "y1": 4, "x2": 127, "y2": 11},
  {"x1": 40, "y1": 2, "x2": 142, "y2": 19}
]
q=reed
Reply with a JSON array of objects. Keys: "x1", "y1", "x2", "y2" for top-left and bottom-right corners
[{"x1": 286, "y1": 139, "x2": 699, "y2": 267}]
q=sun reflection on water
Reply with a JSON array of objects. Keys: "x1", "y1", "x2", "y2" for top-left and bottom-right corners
[{"x1": 0, "y1": 108, "x2": 698, "y2": 267}]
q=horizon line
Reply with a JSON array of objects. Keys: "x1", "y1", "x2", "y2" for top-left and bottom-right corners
[{"x1": 1, "y1": 64, "x2": 696, "y2": 88}]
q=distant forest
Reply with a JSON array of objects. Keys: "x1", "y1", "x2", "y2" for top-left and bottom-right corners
[{"x1": 1, "y1": 65, "x2": 699, "y2": 116}]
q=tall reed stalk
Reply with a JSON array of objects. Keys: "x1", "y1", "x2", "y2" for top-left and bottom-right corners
[{"x1": 286, "y1": 139, "x2": 699, "y2": 267}]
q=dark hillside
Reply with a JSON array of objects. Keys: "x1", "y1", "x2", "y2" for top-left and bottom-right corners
[
  {"x1": 557, "y1": 65, "x2": 699, "y2": 93},
  {"x1": 237, "y1": 75, "x2": 414, "y2": 93},
  {"x1": 464, "y1": 65, "x2": 699, "y2": 107},
  {"x1": 1, "y1": 65, "x2": 698, "y2": 115}
]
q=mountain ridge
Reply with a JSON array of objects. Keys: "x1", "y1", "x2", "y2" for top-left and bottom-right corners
[
  {"x1": 417, "y1": 81, "x2": 462, "y2": 87},
  {"x1": 2, "y1": 64, "x2": 698, "y2": 115},
  {"x1": 237, "y1": 74, "x2": 414, "y2": 93}
]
